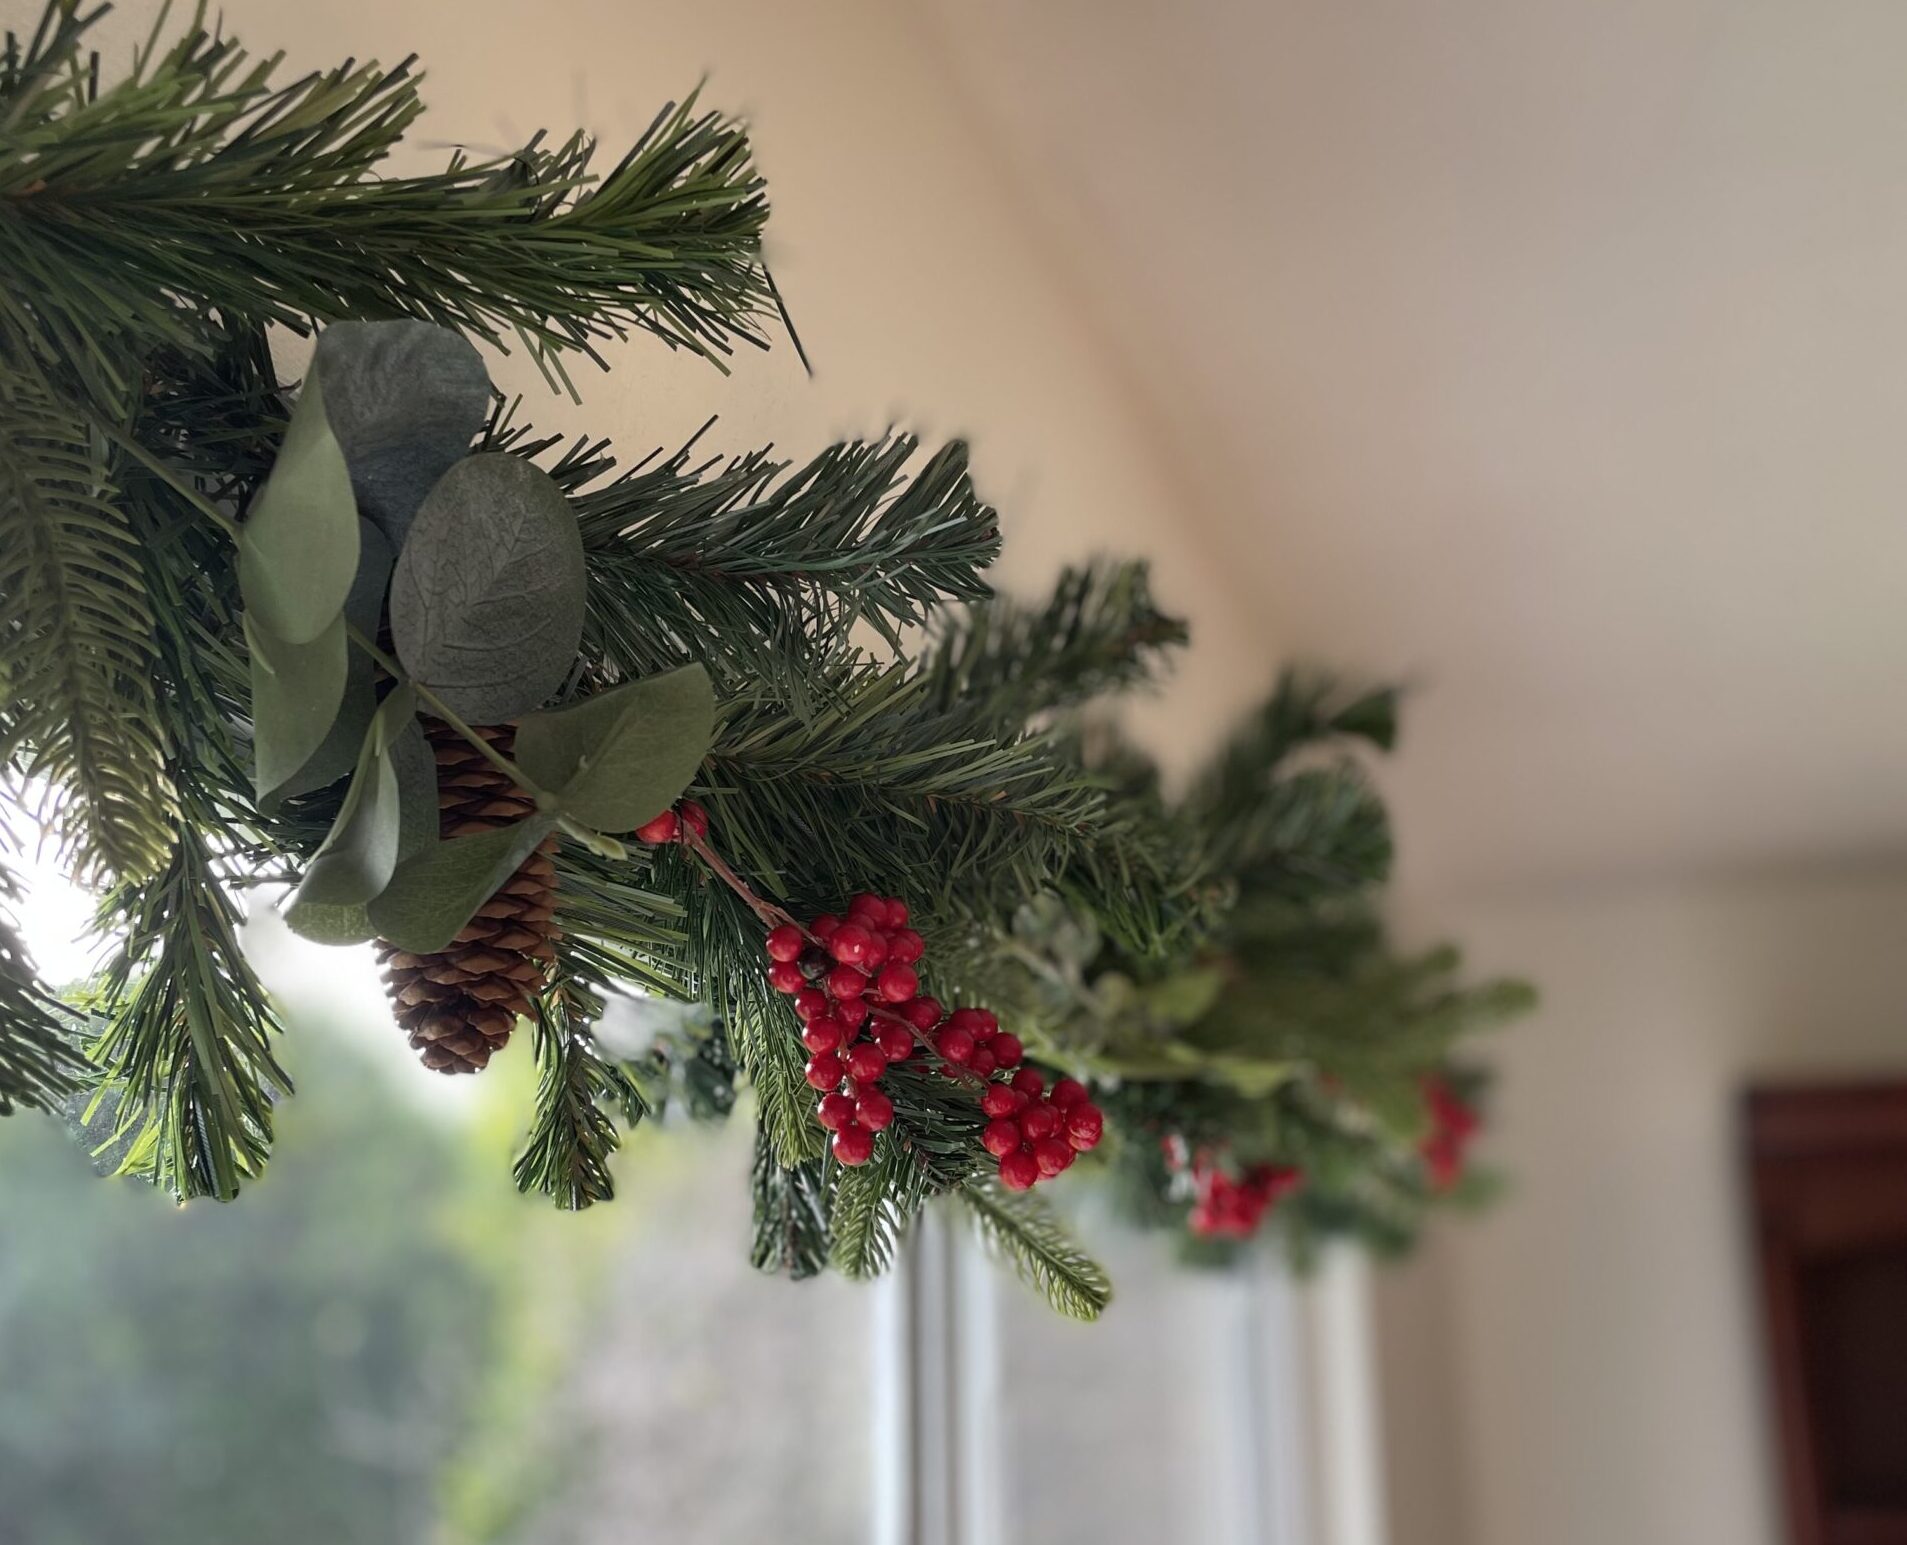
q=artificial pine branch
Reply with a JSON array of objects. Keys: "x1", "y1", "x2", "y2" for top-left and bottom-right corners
[
  {"x1": 513, "y1": 998, "x2": 648, "y2": 1209},
  {"x1": 0, "y1": 6, "x2": 775, "y2": 392},
  {"x1": 88, "y1": 823, "x2": 287, "y2": 1201},
  {"x1": 828, "y1": 1139, "x2": 931, "y2": 1280},
  {"x1": 0, "y1": 366, "x2": 178, "y2": 885},
  {"x1": 479, "y1": 417, "x2": 1004, "y2": 693},
  {"x1": 922, "y1": 560, "x2": 1188, "y2": 724},
  {"x1": 959, "y1": 1177, "x2": 1113, "y2": 1322},
  {"x1": 0, "y1": 856, "x2": 85, "y2": 1114},
  {"x1": 750, "y1": 1129, "x2": 831, "y2": 1281}
]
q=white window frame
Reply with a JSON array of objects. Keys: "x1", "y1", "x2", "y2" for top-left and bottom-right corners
[{"x1": 875, "y1": 1213, "x2": 1390, "y2": 1545}]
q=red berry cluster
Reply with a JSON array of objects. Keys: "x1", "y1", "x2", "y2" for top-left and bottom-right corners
[
  {"x1": 1420, "y1": 1075, "x2": 1480, "y2": 1190},
  {"x1": 1190, "y1": 1159, "x2": 1301, "y2": 1239},
  {"x1": 764, "y1": 892, "x2": 931, "y2": 1167},
  {"x1": 977, "y1": 1067, "x2": 1103, "y2": 1192},
  {"x1": 634, "y1": 800, "x2": 710, "y2": 846},
  {"x1": 1164, "y1": 1137, "x2": 1302, "y2": 1239}
]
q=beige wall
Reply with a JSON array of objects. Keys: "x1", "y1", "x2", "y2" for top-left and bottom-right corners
[
  {"x1": 1379, "y1": 866, "x2": 1907, "y2": 1545},
  {"x1": 21, "y1": 0, "x2": 1274, "y2": 781}
]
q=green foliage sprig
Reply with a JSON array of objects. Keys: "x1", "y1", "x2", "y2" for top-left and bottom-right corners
[{"x1": 0, "y1": 1, "x2": 1529, "y2": 1318}]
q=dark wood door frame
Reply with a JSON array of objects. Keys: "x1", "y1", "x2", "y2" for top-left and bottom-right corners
[{"x1": 1748, "y1": 1083, "x2": 1907, "y2": 1545}]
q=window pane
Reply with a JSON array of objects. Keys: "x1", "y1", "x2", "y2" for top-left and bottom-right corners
[
  {"x1": 0, "y1": 1001, "x2": 870, "y2": 1545},
  {"x1": 985, "y1": 1222, "x2": 1306, "y2": 1545}
]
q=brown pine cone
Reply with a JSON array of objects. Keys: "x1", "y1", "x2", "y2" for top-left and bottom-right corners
[{"x1": 375, "y1": 720, "x2": 558, "y2": 1074}]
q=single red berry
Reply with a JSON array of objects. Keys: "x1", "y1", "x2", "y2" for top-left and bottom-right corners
[
  {"x1": 793, "y1": 987, "x2": 829, "y2": 1022},
  {"x1": 905, "y1": 997, "x2": 943, "y2": 1031},
  {"x1": 678, "y1": 800, "x2": 709, "y2": 838},
  {"x1": 972, "y1": 1009, "x2": 999, "y2": 1040},
  {"x1": 1065, "y1": 1104, "x2": 1104, "y2": 1150},
  {"x1": 1034, "y1": 1137, "x2": 1074, "y2": 1177},
  {"x1": 937, "y1": 1026, "x2": 976, "y2": 1065},
  {"x1": 1010, "y1": 1067, "x2": 1044, "y2": 1099},
  {"x1": 829, "y1": 924, "x2": 874, "y2": 965},
  {"x1": 1050, "y1": 1077, "x2": 1089, "y2": 1109},
  {"x1": 885, "y1": 898, "x2": 910, "y2": 928},
  {"x1": 855, "y1": 1089, "x2": 896, "y2": 1132},
  {"x1": 837, "y1": 996, "x2": 871, "y2": 1029},
  {"x1": 634, "y1": 810, "x2": 679, "y2": 844},
  {"x1": 827, "y1": 965, "x2": 869, "y2": 1000},
  {"x1": 801, "y1": 1016, "x2": 846, "y2": 1054},
  {"x1": 812, "y1": 914, "x2": 842, "y2": 939},
  {"x1": 946, "y1": 1007, "x2": 987, "y2": 1038},
  {"x1": 990, "y1": 1033, "x2": 1023, "y2": 1068},
  {"x1": 998, "y1": 1148, "x2": 1041, "y2": 1191},
  {"x1": 981, "y1": 1119, "x2": 1023, "y2": 1158},
  {"x1": 968, "y1": 1047, "x2": 998, "y2": 1077},
  {"x1": 765, "y1": 923, "x2": 805, "y2": 962},
  {"x1": 1020, "y1": 1103, "x2": 1060, "y2": 1142},
  {"x1": 876, "y1": 1023, "x2": 915, "y2": 1062},
  {"x1": 849, "y1": 892, "x2": 887, "y2": 922},
  {"x1": 833, "y1": 1123, "x2": 876, "y2": 1166},
  {"x1": 876, "y1": 964, "x2": 919, "y2": 1003},
  {"x1": 804, "y1": 1050, "x2": 845, "y2": 1090},
  {"x1": 887, "y1": 929, "x2": 925, "y2": 966},
  {"x1": 767, "y1": 961, "x2": 805, "y2": 994},
  {"x1": 816, "y1": 1091, "x2": 856, "y2": 1131},
  {"x1": 846, "y1": 1041, "x2": 889, "y2": 1082},
  {"x1": 980, "y1": 1085, "x2": 1024, "y2": 1119}
]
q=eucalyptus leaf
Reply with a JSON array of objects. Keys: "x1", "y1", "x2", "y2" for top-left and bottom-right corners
[
  {"x1": 314, "y1": 321, "x2": 493, "y2": 546},
  {"x1": 280, "y1": 898, "x2": 376, "y2": 947},
  {"x1": 237, "y1": 369, "x2": 360, "y2": 645},
  {"x1": 249, "y1": 612, "x2": 348, "y2": 802},
  {"x1": 513, "y1": 665, "x2": 713, "y2": 831},
  {"x1": 388, "y1": 717, "x2": 441, "y2": 864},
  {"x1": 367, "y1": 814, "x2": 557, "y2": 954},
  {"x1": 287, "y1": 701, "x2": 430, "y2": 948},
  {"x1": 286, "y1": 686, "x2": 415, "y2": 918},
  {"x1": 268, "y1": 519, "x2": 393, "y2": 803},
  {"x1": 389, "y1": 454, "x2": 586, "y2": 722}
]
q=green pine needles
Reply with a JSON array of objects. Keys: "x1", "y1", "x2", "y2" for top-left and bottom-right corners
[{"x1": 0, "y1": 1, "x2": 1529, "y2": 1317}]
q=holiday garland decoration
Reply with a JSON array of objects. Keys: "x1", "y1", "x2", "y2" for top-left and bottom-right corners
[{"x1": 0, "y1": 3, "x2": 1532, "y2": 1317}]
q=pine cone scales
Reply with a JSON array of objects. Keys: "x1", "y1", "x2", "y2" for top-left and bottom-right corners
[{"x1": 376, "y1": 721, "x2": 558, "y2": 1074}]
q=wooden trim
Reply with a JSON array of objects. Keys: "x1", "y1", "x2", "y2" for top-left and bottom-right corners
[{"x1": 1747, "y1": 1081, "x2": 1907, "y2": 1545}]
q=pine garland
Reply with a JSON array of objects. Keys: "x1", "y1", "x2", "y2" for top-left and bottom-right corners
[{"x1": 0, "y1": 1, "x2": 1531, "y2": 1313}]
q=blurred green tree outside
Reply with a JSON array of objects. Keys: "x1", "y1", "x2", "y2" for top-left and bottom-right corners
[{"x1": 0, "y1": 1014, "x2": 626, "y2": 1545}]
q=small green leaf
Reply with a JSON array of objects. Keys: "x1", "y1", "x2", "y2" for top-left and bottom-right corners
[
  {"x1": 389, "y1": 454, "x2": 586, "y2": 722},
  {"x1": 249, "y1": 612, "x2": 348, "y2": 802},
  {"x1": 237, "y1": 370, "x2": 360, "y2": 645},
  {"x1": 513, "y1": 665, "x2": 714, "y2": 831},
  {"x1": 367, "y1": 814, "x2": 557, "y2": 954},
  {"x1": 314, "y1": 321, "x2": 493, "y2": 547},
  {"x1": 1135, "y1": 965, "x2": 1229, "y2": 1026},
  {"x1": 269, "y1": 519, "x2": 393, "y2": 803},
  {"x1": 388, "y1": 717, "x2": 441, "y2": 863},
  {"x1": 280, "y1": 899, "x2": 376, "y2": 947},
  {"x1": 287, "y1": 686, "x2": 415, "y2": 919}
]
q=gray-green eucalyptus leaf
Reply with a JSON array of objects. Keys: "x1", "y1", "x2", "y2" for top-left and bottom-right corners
[
  {"x1": 237, "y1": 369, "x2": 360, "y2": 645},
  {"x1": 268, "y1": 518, "x2": 393, "y2": 803},
  {"x1": 313, "y1": 320, "x2": 493, "y2": 546},
  {"x1": 286, "y1": 686, "x2": 415, "y2": 919},
  {"x1": 366, "y1": 813, "x2": 557, "y2": 954},
  {"x1": 388, "y1": 454, "x2": 586, "y2": 723},
  {"x1": 513, "y1": 665, "x2": 714, "y2": 831},
  {"x1": 249, "y1": 612, "x2": 348, "y2": 803}
]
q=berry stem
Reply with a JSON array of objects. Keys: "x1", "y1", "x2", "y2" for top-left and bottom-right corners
[{"x1": 681, "y1": 823, "x2": 800, "y2": 931}]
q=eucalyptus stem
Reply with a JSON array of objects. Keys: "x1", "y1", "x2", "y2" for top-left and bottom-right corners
[{"x1": 343, "y1": 623, "x2": 625, "y2": 857}]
